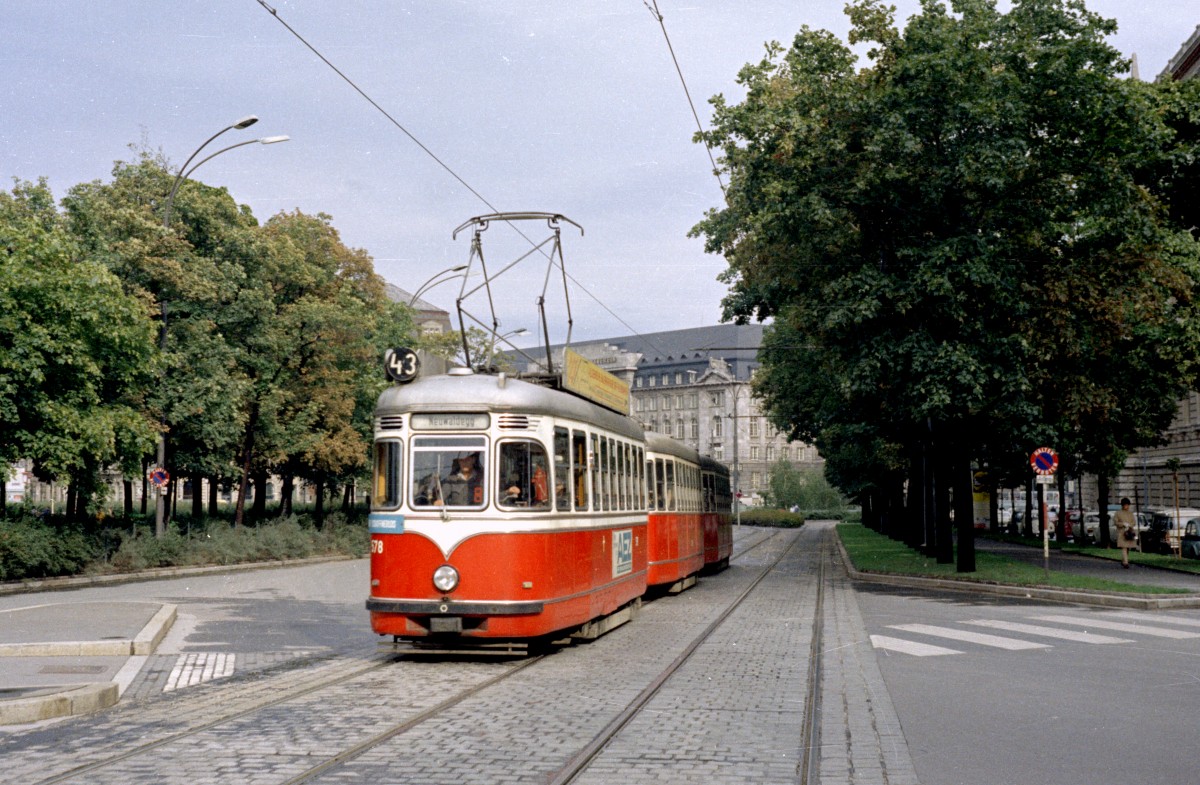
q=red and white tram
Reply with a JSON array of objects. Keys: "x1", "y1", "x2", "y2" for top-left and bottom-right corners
[
  {"x1": 366, "y1": 364, "x2": 732, "y2": 645},
  {"x1": 367, "y1": 367, "x2": 650, "y2": 642}
]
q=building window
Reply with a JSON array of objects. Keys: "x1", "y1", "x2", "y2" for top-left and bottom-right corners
[
  {"x1": 687, "y1": 393, "x2": 698, "y2": 409},
  {"x1": 675, "y1": 372, "x2": 682, "y2": 385},
  {"x1": 714, "y1": 448, "x2": 724, "y2": 461},
  {"x1": 636, "y1": 377, "x2": 643, "y2": 388},
  {"x1": 713, "y1": 417, "x2": 723, "y2": 438},
  {"x1": 711, "y1": 391, "x2": 725, "y2": 407},
  {"x1": 766, "y1": 446, "x2": 775, "y2": 461},
  {"x1": 750, "y1": 446, "x2": 761, "y2": 460},
  {"x1": 690, "y1": 417, "x2": 699, "y2": 440},
  {"x1": 649, "y1": 376, "x2": 656, "y2": 387},
  {"x1": 676, "y1": 418, "x2": 685, "y2": 439},
  {"x1": 662, "y1": 373, "x2": 670, "y2": 386},
  {"x1": 749, "y1": 418, "x2": 760, "y2": 438}
]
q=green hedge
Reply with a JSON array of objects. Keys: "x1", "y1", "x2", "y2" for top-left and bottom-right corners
[
  {"x1": 735, "y1": 508, "x2": 806, "y2": 528},
  {"x1": 0, "y1": 509, "x2": 368, "y2": 582}
]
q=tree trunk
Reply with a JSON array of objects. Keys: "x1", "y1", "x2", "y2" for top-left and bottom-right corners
[
  {"x1": 207, "y1": 476, "x2": 218, "y2": 517},
  {"x1": 252, "y1": 471, "x2": 268, "y2": 521},
  {"x1": 955, "y1": 452, "x2": 976, "y2": 573},
  {"x1": 234, "y1": 407, "x2": 259, "y2": 529},
  {"x1": 1098, "y1": 474, "x2": 1112, "y2": 548},
  {"x1": 123, "y1": 479, "x2": 133, "y2": 519},
  {"x1": 140, "y1": 457, "x2": 149, "y2": 515},
  {"x1": 67, "y1": 483, "x2": 77, "y2": 521},
  {"x1": 315, "y1": 475, "x2": 326, "y2": 530},
  {"x1": 191, "y1": 471, "x2": 203, "y2": 520},
  {"x1": 934, "y1": 444, "x2": 954, "y2": 565},
  {"x1": 278, "y1": 474, "x2": 294, "y2": 518},
  {"x1": 342, "y1": 480, "x2": 353, "y2": 512}
]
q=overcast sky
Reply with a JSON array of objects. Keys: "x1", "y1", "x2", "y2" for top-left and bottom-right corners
[{"x1": 3, "y1": 1, "x2": 1196, "y2": 347}]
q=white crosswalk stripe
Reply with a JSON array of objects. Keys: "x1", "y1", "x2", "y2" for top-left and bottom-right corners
[
  {"x1": 888, "y1": 623, "x2": 1050, "y2": 650},
  {"x1": 1032, "y1": 615, "x2": 1200, "y2": 639},
  {"x1": 962, "y1": 619, "x2": 1131, "y2": 644},
  {"x1": 870, "y1": 635, "x2": 962, "y2": 657},
  {"x1": 1101, "y1": 611, "x2": 1200, "y2": 628},
  {"x1": 164, "y1": 652, "x2": 236, "y2": 692}
]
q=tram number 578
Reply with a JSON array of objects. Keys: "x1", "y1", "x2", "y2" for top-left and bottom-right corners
[{"x1": 371, "y1": 539, "x2": 385, "y2": 554}]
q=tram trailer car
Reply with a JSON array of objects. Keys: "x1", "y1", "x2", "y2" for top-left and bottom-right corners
[
  {"x1": 367, "y1": 368, "x2": 652, "y2": 642},
  {"x1": 700, "y1": 454, "x2": 734, "y2": 573},
  {"x1": 643, "y1": 433, "x2": 732, "y2": 593},
  {"x1": 366, "y1": 367, "x2": 732, "y2": 644}
]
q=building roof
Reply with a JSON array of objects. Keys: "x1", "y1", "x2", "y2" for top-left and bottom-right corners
[
  {"x1": 1162, "y1": 24, "x2": 1200, "y2": 81},
  {"x1": 532, "y1": 323, "x2": 766, "y2": 383}
]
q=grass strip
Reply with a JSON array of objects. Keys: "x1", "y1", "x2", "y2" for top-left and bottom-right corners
[{"x1": 837, "y1": 523, "x2": 1189, "y2": 595}]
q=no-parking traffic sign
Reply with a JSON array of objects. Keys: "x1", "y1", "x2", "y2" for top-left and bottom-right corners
[{"x1": 1030, "y1": 447, "x2": 1058, "y2": 476}]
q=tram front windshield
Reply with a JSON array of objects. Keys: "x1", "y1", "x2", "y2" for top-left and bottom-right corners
[{"x1": 411, "y1": 435, "x2": 488, "y2": 508}]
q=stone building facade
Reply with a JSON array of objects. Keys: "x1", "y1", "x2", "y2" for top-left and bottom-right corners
[{"x1": 524, "y1": 324, "x2": 823, "y2": 507}]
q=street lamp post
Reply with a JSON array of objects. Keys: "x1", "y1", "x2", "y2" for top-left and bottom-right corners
[{"x1": 154, "y1": 117, "x2": 289, "y2": 538}]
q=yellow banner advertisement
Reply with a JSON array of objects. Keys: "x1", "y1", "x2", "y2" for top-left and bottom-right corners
[{"x1": 563, "y1": 348, "x2": 631, "y2": 415}]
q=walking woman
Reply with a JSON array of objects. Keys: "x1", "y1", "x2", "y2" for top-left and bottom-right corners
[{"x1": 1114, "y1": 497, "x2": 1137, "y2": 568}]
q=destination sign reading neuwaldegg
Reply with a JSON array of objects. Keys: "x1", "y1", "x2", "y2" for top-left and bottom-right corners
[{"x1": 410, "y1": 413, "x2": 490, "y2": 431}]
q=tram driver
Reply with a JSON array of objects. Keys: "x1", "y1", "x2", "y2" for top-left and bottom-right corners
[{"x1": 439, "y1": 451, "x2": 484, "y2": 506}]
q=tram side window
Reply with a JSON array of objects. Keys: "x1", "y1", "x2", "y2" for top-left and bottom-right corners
[
  {"x1": 553, "y1": 428, "x2": 571, "y2": 512},
  {"x1": 411, "y1": 436, "x2": 487, "y2": 508},
  {"x1": 665, "y1": 460, "x2": 676, "y2": 511},
  {"x1": 654, "y1": 459, "x2": 666, "y2": 511},
  {"x1": 646, "y1": 459, "x2": 655, "y2": 510},
  {"x1": 623, "y1": 443, "x2": 632, "y2": 511},
  {"x1": 573, "y1": 430, "x2": 589, "y2": 511},
  {"x1": 372, "y1": 440, "x2": 401, "y2": 510},
  {"x1": 601, "y1": 437, "x2": 611, "y2": 511},
  {"x1": 636, "y1": 447, "x2": 645, "y2": 509},
  {"x1": 615, "y1": 440, "x2": 625, "y2": 511},
  {"x1": 591, "y1": 434, "x2": 600, "y2": 512},
  {"x1": 498, "y1": 440, "x2": 550, "y2": 510}
]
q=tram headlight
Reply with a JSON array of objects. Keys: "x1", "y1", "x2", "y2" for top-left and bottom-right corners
[{"x1": 432, "y1": 564, "x2": 459, "y2": 593}]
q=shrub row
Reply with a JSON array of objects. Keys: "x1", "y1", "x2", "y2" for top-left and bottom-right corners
[
  {"x1": 736, "y1": 508, "x2": 807, "y2": 528},
  {"x1": 0, "y1": 509, "x2": 368, "y2": 582}
]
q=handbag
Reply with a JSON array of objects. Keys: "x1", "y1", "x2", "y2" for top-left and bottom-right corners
[{"x1": 1122, "y1": 528, "x2": 1136, "y2": 542}]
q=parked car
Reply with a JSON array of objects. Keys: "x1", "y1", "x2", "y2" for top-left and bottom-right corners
[
  {"x1": 1144, "y1": 508, "x2": 1200, "y2": 554},
  {"x1": 1182, "y1": 520, "x2": 1200, "y2": 559},
  {"x1": 1075, "y1": 511, "x2": 1101, "y2": 544}
]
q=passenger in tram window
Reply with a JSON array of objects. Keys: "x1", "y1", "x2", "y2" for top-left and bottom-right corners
[
  {"x1": 442, "y1": 452, "x2": 484, "y2": 506},
  {"x1": 500, "y1": 442, "x2": 551, "y2": 509}
]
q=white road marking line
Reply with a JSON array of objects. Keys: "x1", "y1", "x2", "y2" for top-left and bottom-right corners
[
  {"x1": 1102, "y1": 611, "x2": 1200, "y2": 628},
  {"x1": 1032, "y1": 615, "x2": 1200, "y2": 639},
  {"x1": 889, "y1": 624, "x2": 1050, "y2": 650},
  {"x1": 164, "y1": 652, "x2": 237, "y2": 692},
  {"x1": 963, "y1": 619, "x2": 1131, "y2": 644},
  {"x1": 870, "y1": 635, "x2": 962, "y2": 657}
]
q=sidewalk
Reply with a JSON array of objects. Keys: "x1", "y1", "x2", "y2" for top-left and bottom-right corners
[{"x1": 0, "y1": 601, "x2": 176, "y2": 725}]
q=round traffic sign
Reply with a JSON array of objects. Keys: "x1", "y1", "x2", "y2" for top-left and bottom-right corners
[
  {"x1": 1030, "y1": 447, "x2": 1058, "y2": 475},
  {"x1": 149, "y1": 467, "x2": 170, "y2": 488}
]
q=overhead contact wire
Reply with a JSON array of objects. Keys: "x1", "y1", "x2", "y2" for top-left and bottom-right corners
[
  {"x1": 644, "y1": 0, "x2": 726, "y2": 195},
  {"x1": 253, "y1": 0, "x2": 672, "y2": 358}
]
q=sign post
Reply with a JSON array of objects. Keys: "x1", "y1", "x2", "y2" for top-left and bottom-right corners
[{"x1": 1030, "y1": 447, "x2": 1059, "y2": 577}]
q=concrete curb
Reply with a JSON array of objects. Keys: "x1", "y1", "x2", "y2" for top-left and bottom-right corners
[
  {"x1": 0, "y1": 604, "x2": 177, "y2": 657},
  {"x1": 0, "y1": 682, "x2": 119, "y2": 725},
  {"x1": 833, "y1": 534, "x2": 1200, "y2": 610}
]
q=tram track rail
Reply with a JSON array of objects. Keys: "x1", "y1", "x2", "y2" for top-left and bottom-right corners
[
  {"x1": 545, "y1": 528, "x2": 817, "y2": 785},
  {"x1": 24, "y1": 526, "x2": 805, "y2": 785}
]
